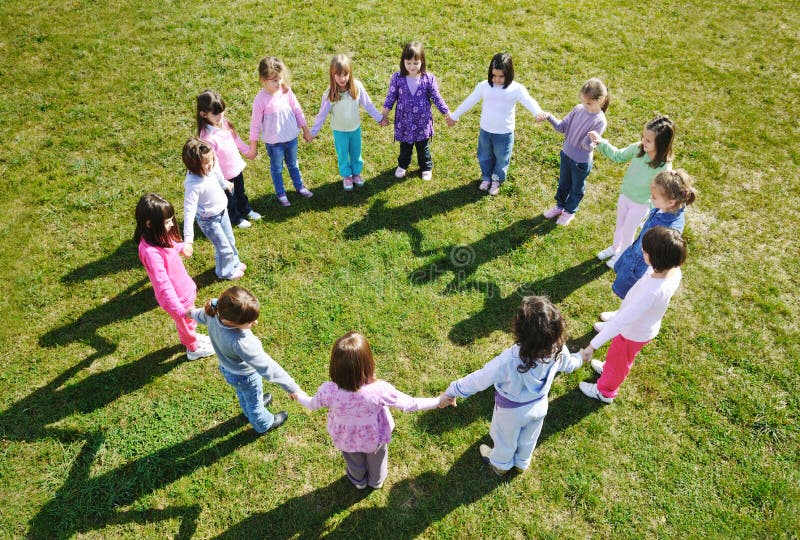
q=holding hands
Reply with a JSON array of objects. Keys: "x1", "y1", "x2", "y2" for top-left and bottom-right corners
[
  {"x1": 587, "y1": 130, "x2": 603, "y2": 144},
  {"x1": 579, "y1": 345, "x2": 594, "y2": 363},
  {"x1": 181, "y1": 243, "x2": 193, "y2": 257},
  {"x1": 535, "y1": 112, "x2": 549, "y2": 122},
  {"x1": 445, "y1": 114, "x2": 456, "y2": 127},
  {"x1": 438, "y1": 393, "x2": 457, "y2": 408}
]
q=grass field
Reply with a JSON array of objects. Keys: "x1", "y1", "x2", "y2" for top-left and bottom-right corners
[{"x1": 1, "y1": 0, "x2": 798, "y2": 538}]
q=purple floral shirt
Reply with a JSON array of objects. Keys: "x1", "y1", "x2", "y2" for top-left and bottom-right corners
[
  {"x1": 383, "y1": 71, "x2": 450, "y2": 144},
  {"x1": 297, "y1": 380, "x2": 440, "y2": 453}
]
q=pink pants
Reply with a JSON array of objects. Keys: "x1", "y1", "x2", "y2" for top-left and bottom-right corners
[
  {"x1": 612, "y1": 194, "x2": 650, "y2": 254},
  {"x1": 167, "y1": 301, "x2": 199, "y2": 351},
  {"x1": 597, "y1": 334, "x2": 649, "y2": 398}
]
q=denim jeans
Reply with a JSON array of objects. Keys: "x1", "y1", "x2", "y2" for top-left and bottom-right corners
[
  {"x1": 219, "y1": 366, "x2": 274, "y2": 433},
  {"x1": 555, "y1": 151, "x2": 592, "y2": 213},
  {"x1": 196, "y1": 210, "x2": 241, "y2": 279},
  {"x1": 225, "y1": 171, "x2": 253, "y2": 225},
  {"x1": 477, "y1": 129, "x2": 514, "y2": 183},
  {"x1": 265, "y1": 138, "x2": 304, "y2": 196},
  {"x1": 398, "y1": 138, "x2": 432, "y2": 171},
  {"x1": 333, "y1": 128, "x2": 363, "y2": 177}
]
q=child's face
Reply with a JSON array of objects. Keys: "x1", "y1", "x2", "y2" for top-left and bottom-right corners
[
  {"x1": 650, "y1": 184, "x2": 677, "y2": 211},
  {"x1": 201, "y1": 152, "x2": 215, "y2": 175},
  {"x1": 261, "y1": 74, "x2": 282, "y2": 95},
  {"x1": 334, "y1": 70, "x2": 350, "y2": 89},
  {"x1": 491, "y1": 68, "x2": 506, "y2": 87},
  {"x1": 164, "y1": 216, "x2": 175, "y2": 232},
  {"x1": 404, "y1": 58, "x2": 422, "y2": 76},
  {"x1": 201, "y1": 110, "x2": 224, "y2": 127},
  {"x1": 641, "y1": 129, "x2": 657, "y2": 156},
  {"x1": 581, "y1": 93, "x2": 603, "y2": 114}
]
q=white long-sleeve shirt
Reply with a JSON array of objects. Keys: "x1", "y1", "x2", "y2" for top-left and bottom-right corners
[
  {"x1": 182, "y1": 162, "x2": 229, "y2": 243},
  {"x1": 450, "y1": 81, "x2": 542, "y2": 134}
]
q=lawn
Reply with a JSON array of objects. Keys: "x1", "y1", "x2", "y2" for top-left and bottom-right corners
[{"x1": 1, "y1": 0, "x2": 798, "y2": 538}]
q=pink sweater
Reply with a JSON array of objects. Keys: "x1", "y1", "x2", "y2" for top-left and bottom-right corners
[
  {"x1": 138, "y1": 239, "x2": 196, "y2": 318},
  {"x1": 249, "y1": 87, "x2": 307, "y2": 145},
  {"x1": 199, "y1": 120, "x2": 249, "y2": 180},
  {"x1": 297, "y1": 380, "x2": 439, "y2": 453}
]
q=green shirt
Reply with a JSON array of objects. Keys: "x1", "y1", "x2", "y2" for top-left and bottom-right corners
[{"x1": 597, "y1": 141, "x2": 672, "y2": 204}]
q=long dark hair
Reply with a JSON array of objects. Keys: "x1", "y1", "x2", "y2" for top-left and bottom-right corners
[
  {"x1": 638, "y1": 115, "x2": 675, "y2": 168},
  {"x1": 196, "y1": 89, "x2": 226, "y2": 136},
  {"x1": 134, "y1": 193, "x2": 181, "y2": 247},
  {"x1": 487, "y1": 52, "x2": 514, "y2": 88},
  {"x1": 513, "y1": 296, "x2": 566, "y2": 372},
  {"x1": 399, "y1": 42, "x2": 426, "y2": 75}
]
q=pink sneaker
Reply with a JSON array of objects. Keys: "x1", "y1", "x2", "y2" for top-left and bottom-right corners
[
  {"x1": 488, "y1": 181, "x2": 500, "y2": 195},
  {"x1": 478, "y1": 180, "x2": 490, "y2": 191},
  {"x1": 277, "y1": 195, "x2": 291, "y2": 207},
  {"x1": 543, "y1": 205, "x2": 563, "y2": 219},
  {"x1": 298, "y1": 187, "x2": 313, "y2": 198},
  {"x1": 342, "y1": 176, "x2": 354, "y2": 191},
  {"x1": 556, "y1": 211, "x2": 575, "y2": 226},
  {"x1": 352, "y1": 174, "x2": 364, "y2": 187}
]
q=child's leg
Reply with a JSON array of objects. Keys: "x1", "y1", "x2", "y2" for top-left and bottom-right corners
[
  {"x1": 283, "y1": 138, "x2": 305, "y2": 191},
  {"x1": 365, "y1": 443, "x2": 388, "y2": 488},
  {"x1": 490, "y1": 132, "x2": 514, "y2": 183},
  {"x1": 341, "y1": 450, "x2": 368, "y2": 487},
  {"x1": 513, "y1": 414, "x2": 545, "y2": 471},
  {"x1": 562, "y1": 155, "x2": 592, "y2": 214},
  {"x1": 230, "y1": 172, "x2": 253, "y2": 216},
  {"x1": 266, "y1": 143, "x2": 288, "y2": 196},
  {"x1": 613, "y1": 195, "x2": 650, "y2": 254},
  {"x1": 349, "y1": 128, "x2": 364, "y2": 176},
  {"x1": 169, "y1": 311, "x2": 199, "y2": 351},
  {"x1": 332, "y1": 129, "x2": 353, "y2": 177},
  {"x1": 415, "y1": 138, "x2": 432, "y2": 172},
  {"x1": 218, "y1": 366, "x2": 275, "y2": 432},
  {"x1": 476, "y1": 129, "x2": 495, "y2": 182},
  {"x1": 398, "y1": 142, "x2": 413, "y2": 169},
  {"x1": 555, "y1": 151, "x2": 571, "y2": 208},
  {"x1": 488, "y1": 405, "x2": 523, "y2": 471},
  {"x1": 224, "y1": 188, "x2": 244, "y2": 226},
  {"x1": 197, "y1": 212, "x2": 241, "y2": 279},
  {"x1": 596, "y1": 335, "x2": 649, "y2": 399}
]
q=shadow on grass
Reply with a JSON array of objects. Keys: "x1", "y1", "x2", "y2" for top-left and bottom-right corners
[
  {"x1": 61, "y1": 241, "x2": 141, "y2": 283},
  {"x1": 27, "y1": 417, "x2": 255, "y2": 539},
  {"x1": 213, "y1": 441, "x2": 503, "y2": 540}
]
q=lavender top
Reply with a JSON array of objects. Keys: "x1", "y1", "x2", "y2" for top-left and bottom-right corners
[
  {"x1": 383, "y1": 71, "x2": 450, "y2": 143},
  {"x1": 546, "y1": 104, "x2": 607, "y2": 163}
]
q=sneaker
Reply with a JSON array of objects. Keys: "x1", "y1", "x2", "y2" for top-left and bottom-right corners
[
  {"x1": 354, "y1": 481, "x2": 368, "y2": 490},
  {"x1": 478, "y1": 444, "x2": 508, "y2": 476},
  {"x1": 277, "y1": 195, "x2": 291, "y2": 207},
  {"x1": 488, "y1": 181, "x2": 501, "y2": 196},
  {"x1": 543, "y1": 205, "x2": 563, "y2": 219},
  {"x1": 342, "y1": 176, "x2": 354, "y2": 191},
  {"x1": 258, "y1": 411, "x2": 288, "y2": 435},
  {"x1": 478, "y1": 180, "x2": 490, "y2": 191},
  {"x1": 247, "y1": 210, "x2": 262, "y2": 221},
  {"x1": 579, "y1": 381, "x2": 613, "y2": 403},
  {"x1": 298, "y1": 187, "x2": 313, "y2": 198},
  {"x1": 590, "y1": 359, "x2": 605, "y2": 375},
  {"x1": 370, "y1": 481, "x2": 384, "y2": 489},
  {"x1": 186, "y1": 340, "x2": 215, "y2": 360},
  {"x1": 229, "y1": 268, "x2": 245, "y2": 280},
  {"x1": 237, "y1": 219, "x2": 252, "y2": 229},
  {"x1": 600, "y1": 310, "x2": 618, "y2": 322},
  {"x1": 597, "y1": 246, "x2": 616, "y2": 260},
  {"x1": 514, "y1": 466, "x2": 526, "y2": 474},
  {"x1": 606, "y1": 254, "x2": 620, "y2": 269},
  {"x1": 394, "y1": 166, "x2": 406, "y2": 178},
  {"x1": 556, "y1": 211, "x2": 575, "y2": 226},
  {"x1": 239, "y1": 262, "x2": 247, "y2": 271},
  {"x1": 352, "y1": 174, "x2": 364, "y2": 187},
  {"x1": 594, "y1": 321, "x2": 606, "y2": 332},
  {"x1": 196, "y1": 333, "x2": 211, "y2": 345},
  {"x1": 421, "y1": 170, "x2": 432, "y2": 181}
]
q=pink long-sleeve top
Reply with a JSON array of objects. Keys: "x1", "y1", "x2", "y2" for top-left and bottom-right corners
[
  {"x1": 199, "y1": 119, "x2": 249, "y2": 180},
  {"x1": 138, "y1": 239, "x2": 196, "y2": 318},
  {"x1": 249, "y1": 87, "x2": 307, "y2": 145},
  {"x1": 296, "y1": 380, "x2": 440, "y2": 453}
]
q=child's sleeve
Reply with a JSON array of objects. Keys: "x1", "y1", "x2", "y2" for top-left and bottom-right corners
[
  {"x1": 237, "y1": 335, "x2": 301, "y2": 394},
  {"x1": 517, "y1": 85, "x2": 543, "y2": 116},
  {"x1": 226, "y1": 119, "x2": 250, "y2": 154},
  {"x1": 546, "y1": 109, "x2": 569, "y2": 133},
  {"x1": 296, "y1": 383, "x2": 332, "y2": 410},
  {"x1": 287, "y1": 89, "x2": 308, "y2": 127},
  {"x1": 249, "y1": 94, "x2": 263, "y2": 143},
  {"x1": 590, "y1": 286, "x2": 656, "y2": 350},
  {"x1": 382, "y1": 72, "x2": 399, "y2": 111},
  {"x1": 450, "y1": 82, "x2": 484, "y2": 121},
  {"x1": 140, "y1": 247, "x2": 185, "y2": 318},
  {"x1": 310, "y1": 93, "x2": 332, "y2": 137},
  {"x1": 377, "y1": 381, "x2": 440, "y2": 411},
  {"x1": 445, "y1": 352, "x2": 505, "y2": 398},
  {"x1": 182, "y1": 179, "x2": 200, "y2": 243},
  {"x1": 556, "y1": 345, "x2": 583, "y2": 373},
  {"x1": 428, "y1": 75, "x2": 450, "y2": 115},
  {"x1": 357, "y1": 81, "x2": 384, "y2": 123},
  {"x1": 579, "y1": 114, "x2": 607, "y2": 151},
  {"x1": 188, "y1": 307, "x2": 208, "y2": 325},
  {"x1": 597, "y1": 141, "x2": 638, "y2": 163}
]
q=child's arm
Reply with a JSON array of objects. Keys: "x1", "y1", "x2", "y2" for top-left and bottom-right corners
[
  {"x1": 226, "y1": 118, "x2": 251, "y2": 155},
  {"x1": 292, "y1": 384, "x2": 331, "y2": 410},
  {"x1": 556, "y1": 344, "x2": 583, "y2": 373},
  {"x1": 237, "y1": 336, "x2": 302, "y2": 395},
  {"x1": 445, "y1": 352, "x2": 505, "y2": 399},
  {"x1": 182, "y1": 181, "x2": 200, "y2": 248},
  {"x1": 381, "y1": 73, "x2": 399, "y2": 114},
  {"x1": 427, "y1": 74, "x2": 450, "y2": 116},
  {"x1": 356, "y1": 81, "x2": 384, "y2": 124},
  {"x1": 591, "y1": 138, "x2": 639, "y2": 163},
  {"x1": 543, "y1": 109, "x2": 568, "y2": 133},
  {"x1": 517, "y1": 84, "x2": 543, "y2": 117},
  {"x1": 285, "y1": 88, "x2": 313, "y2": 142},
  {"x1": 377, "y1": 381, "x2": 442, "y2": 412},
  {"x1": 589, "y1": 288, "x2": 657, "y2": 351},
  {"x1": 247, "y1": 95, "x2": 263, "y2": 158},
  {"x1": 309, "y1": 94, "x2": 332, "y2": 138},
  {"x1": 449, "y1": 82, "x2": 485, "y2": 124},
  {"x1": 140, "y1": 247, "x2": 186, "y2": 319}
]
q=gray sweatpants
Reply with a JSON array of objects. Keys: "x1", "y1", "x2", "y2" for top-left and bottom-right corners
[{"x1": 341, "y1": 444, "x2": 388, "y2": 488}]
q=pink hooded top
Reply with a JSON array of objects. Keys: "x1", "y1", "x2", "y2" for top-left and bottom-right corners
[{"x1": 138, "y1": 239, "x2": 196, "y2": 318}]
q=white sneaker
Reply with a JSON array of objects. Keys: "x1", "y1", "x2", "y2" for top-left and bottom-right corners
[
  {"x1": 579, "y1": 381, "x2": 613, "y2": 403},
  {"x1": 600, "y1": 310, "x2": 618, "y2": 322},
  {"x1": 196, "y1": 333, "x2": 211, "y2": 345},
  {"x1": 187, "y1": 340, "x2": 215, "y2": 360},
  {"x1": 421, "y1": 170, "x2": 432, "y2": 181},
  {"x1": 237, "y1": 219, "x2": 252, "y2": 229},
  {"x1": 247, "y1": 210, "x2": 262, "y2": 221},
  {"x1": 597, "y1": 246, "x2": 616, "y2": 260},
  {"x1": 394, "y1": 167, "x2": 406, "y2": 178},
  {"x1": 594, "y1": 321, "x2": 606, "y2": 332},
  {"x1": 590, "y1": 359, "x2": 605, "y2": 375},
  {"x1": 606, "y1": 254, "x2": 620, "y2": 269}
]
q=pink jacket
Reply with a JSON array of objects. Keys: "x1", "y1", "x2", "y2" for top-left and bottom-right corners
[
  {"x1": 138, "y1": 239, "x2": 196, "y2": 318},
  {"x1": 249, "y1": 87, "x2": 307, "y2": 145},
  {"x1": 199, "y1": 120, "x2": 249, "y2": 180}
]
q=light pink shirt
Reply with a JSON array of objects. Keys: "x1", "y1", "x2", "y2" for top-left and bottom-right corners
[
  {"x1": 249, "y1": 87, "x2": 307, "y2": 145},
  {"x1": 297, "y1": 380, "x2": 439, "y2": 453},
  {"x1": 138, "y1": 239, "x2": 196, "y2": 318},
  {"x1": 199, "y1": 120, "x2": 249, "y2": 180}
]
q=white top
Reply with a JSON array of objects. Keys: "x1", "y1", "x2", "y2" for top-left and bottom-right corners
[
  {"x1": 182, "y1": 161, "x2": 229, "y2": 243},
  {"x1": 450, "y1": 80, "x2": 542, "y2": 134},
  {"x1": 591, "y1": 268, "x2": 682, "y2": 348}
]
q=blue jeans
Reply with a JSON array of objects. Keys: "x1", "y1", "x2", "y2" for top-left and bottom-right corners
[
  {"x1": 555, "y1": 151, "x2": 592, "y2": 214},
  {"x1": 477, "y1": 129, "x2": 514, "y2": 182},
  {"x1": 265, "y1": 138, "x2": 304, "y2": 197},
  {"x1": 219, "y1": 366, "x2": 274, "y2": 433},
  {"x1": 196, "y1": 210, "x2": 241, "y2": 279},
  {"x1": 333, "y1": 128, "x2": 363, "y2": 177}
]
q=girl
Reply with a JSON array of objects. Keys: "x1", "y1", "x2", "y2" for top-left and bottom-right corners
[
  {"x1": 188, "y1": 286, "x2": 300, "y2": 434},
  {"x1": 248, "y1": 56, "x2": 314, "y2": 207},
  {"x1": 539, "y1": 78, "x2": 609, "y2": 225},
  {"x1": 134, "y1": 193, "x2": 214, "y2": 360},
  {"x1": 450, "y1": 52, "x2": 543, "y2": 196},
  {"x1": 610, "y1": 169, "x2": 696, "y2": 299},
  {"x1": 445, "y1": 296, "x2": 582, "y2": 475},
  {"x1": 579, "y1": 227, "x2": 687, "y2": 403},
  {"x1": 197, "y1": 89, "x2": 261, "y2": 229},
  {"x1": 181, "y1": 137, "x2": 244, "y2": 280},
  {"x1": 293, "y1": 332, "x2": 453, "y2": 489},
  {"x1": 589, "y1": 115, "x2": 675, "y2": 268},
  {"x1": 310, "y1": 54, "x2": 384, "y2": 191},
  {"x1": 381, "y1": 41, "x2": 453, "y2": 181}
]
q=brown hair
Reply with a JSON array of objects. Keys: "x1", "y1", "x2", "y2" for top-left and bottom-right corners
[
  {"x1": 204, "y1": 286, "x2": 260, "y2": 326},
  {"x1": 327, "y1": 54, "x2": 359, "y2": 103},
  {"x1": 399, "y1": 42, "x2": 426, "y2": 75},
  {"x1": 513, "y1": 296, "x2": 566, "y2": 372},
  {"x1": 638, "y1": 115, "x2": 675, "y2": 168},
  {"x1": 487, "y1": 52, "x2": 514, "y2": 88},
  {"x1": 258, "y1": 56, "x2": 290, "y2": 87},
  {"x1": 652, "y1": 169, "x2": 697, "y2": 209},
  {"x1": 182, "y1": 137, "x2": 214, "y2": 176},
  {"x1": 196, "y1": 89, "x2": 226, "y2": 136},
  {"x1": 642, "y1": 227, "x2": 687, "y2": 272},
  {"x1": 581, "y1": 78, "x2": 610, "y2": 113},
  {"x1": 329, "y1": 332, "x2": 376, "y2": 392},
  {"x1": 134, "y1": 193, "x2": 181, "y2": 247}
]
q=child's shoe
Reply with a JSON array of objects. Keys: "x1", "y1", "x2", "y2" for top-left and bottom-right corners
[
  {"x1": 600, "y1": 310, "x2": 618, "y2": 322},
  {"x1": 187, "y1": 340, "x2": 215, "y2": 360},
  {"x1": 370, "y1": 481, "x2": 384, "y2": 489},
  {"x1": 488, "y1": 181, "x2": 501, "y2": 196},
  {"x1": 277, "y1": 195, "x2": 291, "y2": 207},
  {"x1": 543, "y1": 205, "x2": 563, "y2": 219},
  {"x1": 342, "y1": 176, "x2": 354, "y2": 191},
  {"x1": 239, "y1": 262, "x2": 247, "y2": 271},
  {"x1": 597, "y1": 246, "x2": 616, "y2": 260},
  {"x1": 421, "y1": 170, "x2": 432, "y2": 181},
  {"x1": 229, "y1": 268, "x2": 245, "y2": 280},
  {"x1": 593, "y1": 321, "x2": 605, "y2": 332},
  {"x1": 354, "y1": 481, "x2": 368, "y2": 490},
  {"x1": 478, "y1": 180, "x2": 490, "y2": 191},
  {"x1": 478, "y1": 444, "x2": 508, "y2": 476},
  {"x1": 259, "y1": 411, "x2": 288, "y2": 435},
  {"x1": 237, "y1": 219, "x2": 252, "y2": 229},
  {"x1": 590, "y1": 359, "x2": 605, "y2": 375},
  {"x1": 394, "y1": 166, "x2": 406, "y2": 178},
  {"x1": 352, "y1": 174, "x2": 364, "y2": 187},
  {"x1": 298, "y1": 187, "x2": 314, "y2": 198},
  {"x1": 196, "y1": 333, "x2": 211, "y2": 345},
  {"x1": 579, "y1": 381, "x2": 614, "y2": 403},
  {"x1": 247, "y1": 210, "x2": 262, "y2": 221},
  {"x1": 556, "y1": 211, "x2": 575, "y2": 226},
  {"x1": 606, "y1": 254, "x2": 620, "y2": 269}
]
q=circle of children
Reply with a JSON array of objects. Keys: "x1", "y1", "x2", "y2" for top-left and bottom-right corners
[{"x1": 134, "y1": 42, "x2": 697, "y2": 486}]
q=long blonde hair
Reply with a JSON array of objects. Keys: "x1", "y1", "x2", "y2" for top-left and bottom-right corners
[{"x1": 327, "y1": 54, "x2": 359, "y2": 103}]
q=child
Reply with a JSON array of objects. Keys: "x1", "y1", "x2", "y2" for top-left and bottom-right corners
[
  {"x1": 188, "y1": 286, "x2": 300, "y2": 434},
  {"x1": 610, "y1": 169, "x2": 696, "y2": 299},
  {"x1": 381, "y1": 41, "x2": 453, "y2": 181},
  {"x1": 579, "y1": 227, "x2": 687, "y2": 403},
  {"x1": 181, "y1": 138, "x2": 244, "y2": 280},
  {"x1": 589, "y1": 115, "x2": 675, "y2": 268},
  {"x1": 292, "y1": 332, "x2": 453, "y2": 489},
  {"x1": 450, "y1": 52, "x2": 543, "y2": 196},
  {"x1": 134, "y1": 193, "x2": 214, "y2": 360},
  {"x1": 310, "y1": 54, "x2": 384, "y2": 191},
  {"x1": 539, "y1": 78, "x2": 609, "y2": 225},
  {"x1": 247, "y1": 56, "x2": 314, "y2": 207},
  {"x1": 197, "y1": 89, "x2": 261, "y2": 229},
  {"x1": 445, "y1": 296, "x2": 582, "y2": 475}
]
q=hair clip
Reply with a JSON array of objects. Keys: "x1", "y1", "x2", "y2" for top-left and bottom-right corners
[{"x1": 211, "y1": 299, "x2": 218, "y2": 308}]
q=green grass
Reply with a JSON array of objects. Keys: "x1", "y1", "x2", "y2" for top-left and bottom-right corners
[{"x1": 1, "y1": 0, "x2": 798, "y2": 538}]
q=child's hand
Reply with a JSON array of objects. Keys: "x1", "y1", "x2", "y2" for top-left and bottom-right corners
[
  {"x1": 225, "y1": 181, "x2": 234, "y2": 192},
  {"x1": 244, "y1": 149, "x2": 256, "y2": 159},
  {"x1": 302, "y1": 131, "x2": 314, "y2": 143},
  {"x1": 579, "y1": 346, "x2": 594, "y2": 363},
  {"x1": 535, "y1": 112, "x2": 549, "y2": 122},
  {"x1": 588, "y1": 130, "x2": 602, "y2": 144},
  {"x1": 379, "y1": 116, "x2": 390, "y2": 127},
  {"x1": 181, "y1": 243, "x2": 193, "y2": 257},
  {"x1": 289, "y1": 392, "x2": 299, "y2": 401},
  {"x1": 438, "y1": 393, "x2": 456, "y2": 408},
  {"x1": 445, "y1": 115, "x2": 457, "y2": 127}
]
